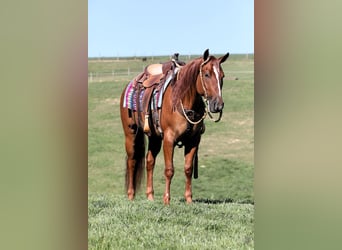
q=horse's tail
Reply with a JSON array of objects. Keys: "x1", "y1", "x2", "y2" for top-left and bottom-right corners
[{"x1": 125, "y1": 128, "x2": 145, "y2": 192}]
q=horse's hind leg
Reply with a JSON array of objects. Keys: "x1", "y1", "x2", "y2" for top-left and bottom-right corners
[
  {"x1": 145, "y1": 136, "x2": 162, "y2": 200},
  {"x1": 124, "y1": 126, "x2": 145, "y2": 201},
  {"x1": 121, "y1": 89, "x2": 145, "y2": 200},
  {"x1": 124, "y1": 131, "x2": 136, "y2": 200}
]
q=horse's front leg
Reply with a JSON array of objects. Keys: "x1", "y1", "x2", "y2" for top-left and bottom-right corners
[
  {"x1": 184, "y1": 146, "x2": 198, "y2": 203},
  {"x1": 162, "y1": 134, "x2": 175, "y2": 205}
]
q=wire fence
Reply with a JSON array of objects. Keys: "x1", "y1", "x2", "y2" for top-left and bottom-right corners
[
  {"x1": 88, "y1": 54, "x2": 254, "y2": 83},
  {"x1": 88, "y1": 70, "x2": 254, "y2": 83},
  {"x1": 88, "y1": 71, "x2": 143, "y2": 83}
]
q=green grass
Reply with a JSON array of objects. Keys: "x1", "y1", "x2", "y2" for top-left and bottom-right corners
[
  {"x1": 88, "y1": 195, "x2": 254, "y2": 250},
  {"x1": 88, "y1": 54, "x2": 254, "y2": 249}
]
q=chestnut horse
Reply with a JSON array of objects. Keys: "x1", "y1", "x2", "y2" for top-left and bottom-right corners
[{"x1": 120, "y1": 49, "x2": 229, "y2": 204}]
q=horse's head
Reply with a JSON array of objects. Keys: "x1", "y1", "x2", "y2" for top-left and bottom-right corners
[{"x1": 197, "y1": 49, "x2": 229, "y2": 113}]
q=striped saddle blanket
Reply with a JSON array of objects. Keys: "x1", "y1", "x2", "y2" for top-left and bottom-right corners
[{"x1": 122, "y1": 70, "x2": 175, "y2": 112}]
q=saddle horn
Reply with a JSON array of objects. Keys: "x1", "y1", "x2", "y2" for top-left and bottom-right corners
[
  {"x1": 172, "y1": 53, "x2": 185, "y2": 67},
  {"x1": 172, "y1": 53, "x2": 179, "y2": 60}
]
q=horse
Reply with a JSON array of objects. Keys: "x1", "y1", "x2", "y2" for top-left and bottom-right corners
[{"x1": 120, "y1": 49, "x2": 229, "y2": 204}]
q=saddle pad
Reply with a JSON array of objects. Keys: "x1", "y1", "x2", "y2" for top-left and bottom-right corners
[
  {"x1": 123, "y1": 66, "x2": 177, "y2": 112},
  {"x1": 123, "y1": 80, "x2": 145, "y2": 112},
  {"x1": 123, "y1": 80, "x2": 162, "y2": 113}
]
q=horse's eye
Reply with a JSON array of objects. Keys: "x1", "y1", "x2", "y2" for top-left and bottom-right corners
[{"x1": 204, "y1": 73, "x2": 210, "y2": 78}]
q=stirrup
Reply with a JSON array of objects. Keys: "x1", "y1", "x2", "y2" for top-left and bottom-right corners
[{"x1": 143, "y1": 114, "x2": 151, "y2": 134}]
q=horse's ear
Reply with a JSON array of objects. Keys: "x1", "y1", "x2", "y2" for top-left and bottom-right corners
[
  {"x1": 203, "y1": 49, "x2": 210, "y2": 61},
  {"x1": 219, "y1": 53, "x2": 229, "y2": 64}
]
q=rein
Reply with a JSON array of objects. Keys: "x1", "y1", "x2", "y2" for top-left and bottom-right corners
[
  {"x1": 180, "y1": 99, "x2": 207, "y2": 125},
  {"x1": 180, "y1": 98, "x2": 222, "y2": 124}
]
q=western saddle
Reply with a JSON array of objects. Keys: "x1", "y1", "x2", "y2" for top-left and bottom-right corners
[{"x1": 129, "y1": 54, "x2": 185, "y2": 136}]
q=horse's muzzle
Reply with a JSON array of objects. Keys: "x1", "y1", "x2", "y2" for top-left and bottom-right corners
[{"x1": 209, "y1": 97, "x2": 224, "y2": 113}]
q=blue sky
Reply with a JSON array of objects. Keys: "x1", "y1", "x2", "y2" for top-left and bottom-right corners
[{"x1": 88, "y1": 0, "x2": 253, "y2": 57}]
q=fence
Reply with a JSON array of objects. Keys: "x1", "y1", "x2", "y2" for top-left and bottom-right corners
[
  {"x1": 88, "y1": 54, "x2": 254, "y2": 83},
  {"x1": 88, "y1": 70, "x2": 142, "y2": 83}
]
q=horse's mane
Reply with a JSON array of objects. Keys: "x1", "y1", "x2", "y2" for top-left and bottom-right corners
[{"x1": 172, "y1": 57, "x2": 203, "y2": 108}]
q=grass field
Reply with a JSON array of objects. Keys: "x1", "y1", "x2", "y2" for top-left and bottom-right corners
[{"x1": 88, "y1": 54, "x2": 254, "y2": 249}]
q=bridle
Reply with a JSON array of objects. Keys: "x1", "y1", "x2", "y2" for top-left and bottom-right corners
[
  {"x1": 179, "y1": 57, "x2": 223, "y2": 124},
  {"x1": 198, "y1": 58, "x2": 223, "y2": 123}
]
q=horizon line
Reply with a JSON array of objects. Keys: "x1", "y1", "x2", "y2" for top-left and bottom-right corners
[{"x1": 88, "y1": 52, "x2": 254, "y2": 59}]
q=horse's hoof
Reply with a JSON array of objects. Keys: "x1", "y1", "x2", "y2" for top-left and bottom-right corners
[
  {"x1": 127, "y1": 193, "x2": 134, "y2": 201},
  {"x1": 147, "y1": 195, "x2": 154, "y2": 201},
  {"x1": 163, "y1": 193, "x2": 170, "y2": 205}
]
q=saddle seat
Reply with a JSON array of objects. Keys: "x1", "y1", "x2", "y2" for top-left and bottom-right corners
[
  {"x1": 146, "y1": 64, "x2": 163, "y2": 75},
  {"x1": 140, "y1": 64, "x2": 164, "y2": 88},
  {"x1": 142, "y1": 73, "x2": 163, "y2": 88}
]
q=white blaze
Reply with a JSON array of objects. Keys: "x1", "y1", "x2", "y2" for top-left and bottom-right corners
[{"x1": 213, "y1": 66, "x2": 221, "y2": 97}]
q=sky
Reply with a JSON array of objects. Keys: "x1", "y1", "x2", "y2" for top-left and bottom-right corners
[{"x1": 88, "y1": 0, "x2": 253, "y2": 57}]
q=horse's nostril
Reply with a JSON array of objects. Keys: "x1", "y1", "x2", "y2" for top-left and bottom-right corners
[
  {"x1": 208, "y1": 99, "x2": 224, "y2": 113},
  {"x1": 215, "y1": 102, "x2": 224, "y2": 112}
]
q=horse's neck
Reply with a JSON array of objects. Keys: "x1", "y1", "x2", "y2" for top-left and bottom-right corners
[{"x1": 181, "y1": 75, "x2": 203, "y2": 110}]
